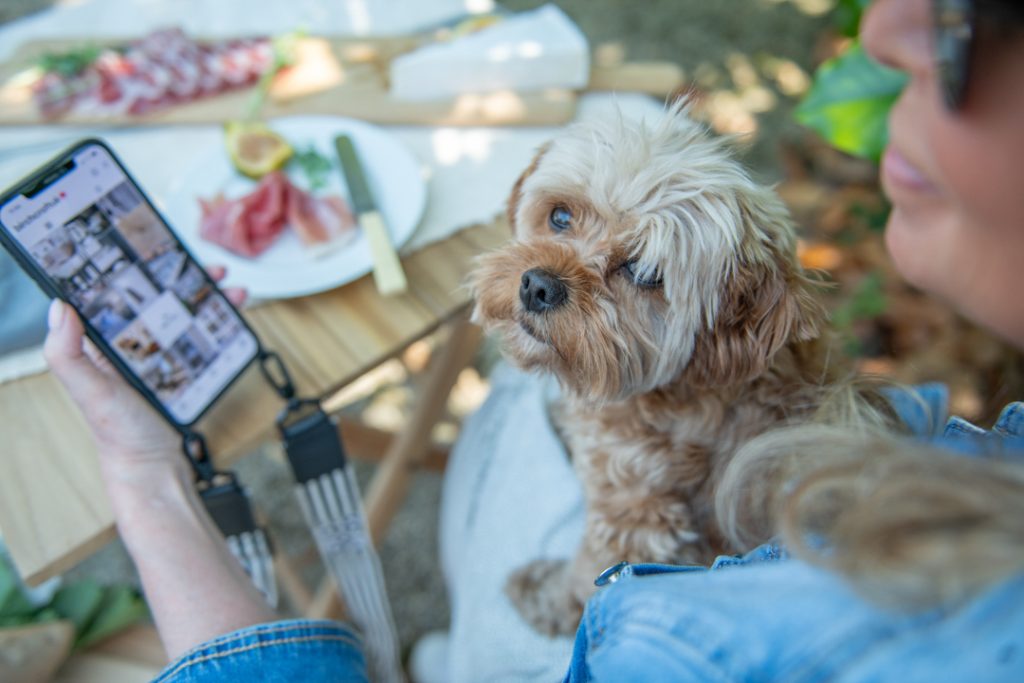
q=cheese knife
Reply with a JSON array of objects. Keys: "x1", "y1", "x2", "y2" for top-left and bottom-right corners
[{"x1": 334, "y1": 134, "x2": 408, "y2": 295}]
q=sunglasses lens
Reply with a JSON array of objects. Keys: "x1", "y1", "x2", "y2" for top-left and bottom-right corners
[{"x1": 933, "y1": 0, "x2": 975, "y2": 109}]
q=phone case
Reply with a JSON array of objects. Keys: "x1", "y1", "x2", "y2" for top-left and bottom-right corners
[{"x1": 0, "y1": 138, "x2": 262, "y2": 430}]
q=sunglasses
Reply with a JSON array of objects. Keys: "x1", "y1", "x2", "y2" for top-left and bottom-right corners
[
  {"x1": 932, "y1": 0, "x2": 1024, "y2": 109},
  {"x1": 932, "y1": 0, "x2": 976, "y2": 110}
]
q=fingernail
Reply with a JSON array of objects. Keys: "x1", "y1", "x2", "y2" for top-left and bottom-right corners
[{"x1": 48, "y1": 299, "x2": 67, "y2": 330}]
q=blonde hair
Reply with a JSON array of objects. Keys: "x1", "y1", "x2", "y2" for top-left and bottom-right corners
[{"x1": 716, "y1": 385, "x2": 1024, "y2": 611}]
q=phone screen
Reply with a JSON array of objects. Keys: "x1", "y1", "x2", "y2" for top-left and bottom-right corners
[{"x1": 0, "y1": 142, "x2": 259, "y2": 425}]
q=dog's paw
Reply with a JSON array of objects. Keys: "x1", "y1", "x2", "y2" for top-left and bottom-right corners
[{"x1": 505, "y1": 559, "x2": 583, "y2": 637}]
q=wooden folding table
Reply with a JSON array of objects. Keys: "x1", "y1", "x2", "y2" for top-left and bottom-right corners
[{"x1": 0, "y1": 217, "x2": 507, "y2": 587}]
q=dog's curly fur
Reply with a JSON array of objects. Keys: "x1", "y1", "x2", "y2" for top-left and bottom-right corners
[{"x1": 470, "y1": 102, "x2": 843, "y2": 636}]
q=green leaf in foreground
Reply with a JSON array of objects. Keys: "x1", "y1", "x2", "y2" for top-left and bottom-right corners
[
  {"x1": 0, "y1": 556, "x2": 35, "y2": 620},
  {"x1": 74, "y1": 586, "x2": 149, "y2": 649},
  {"x1": 795, "y1": 42, "x2": 907, "y2": 162},
  {"x1": 0, "y1": 552, "x2": 146, "y2": 648},
  {"x1": 52, "y1": 581, "x2": 104, "y2": 634},
  {"x1": 833, "y1": 0, "x2": 872, "y2": 38}
]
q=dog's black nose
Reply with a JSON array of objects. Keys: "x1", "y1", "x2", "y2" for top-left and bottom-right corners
[{"x1": 519, "y1": 268, "x2": 568, "y2": 313}]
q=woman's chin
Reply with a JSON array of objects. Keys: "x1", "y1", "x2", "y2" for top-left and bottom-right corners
[{"x1": 883, "y1": 208, "x2": 934, "y2": 291}]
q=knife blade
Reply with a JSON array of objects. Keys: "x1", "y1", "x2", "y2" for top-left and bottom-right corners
[{"x1": 334, "y1": 134, "x2": 408, "y2": 295}]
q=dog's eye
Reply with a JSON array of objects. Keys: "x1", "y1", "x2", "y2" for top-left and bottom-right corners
[
  {"x1": 621, "y1": 260, "x2": 663, "y2": 289},
  {"x1": 548, "y1": 206, "x2": 572, "y2": 232}
]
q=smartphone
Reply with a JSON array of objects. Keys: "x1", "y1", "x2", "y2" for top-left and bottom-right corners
[{"x1": 0, "y1": 139, "x2": 260, "y2": 427}]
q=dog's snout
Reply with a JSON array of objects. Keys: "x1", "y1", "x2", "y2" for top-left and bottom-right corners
[{"x1": 519, "y1": 268, "x2": 568, "y2": 313}]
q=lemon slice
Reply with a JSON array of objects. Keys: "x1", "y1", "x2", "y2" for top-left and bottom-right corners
[{"x1": 225, "y1": 121, "x2": 294, "y2": 179}]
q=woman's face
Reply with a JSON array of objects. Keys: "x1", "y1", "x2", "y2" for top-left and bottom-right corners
[{"x1": 862, "y1": 0, "x2": 1024, "y2": 347}]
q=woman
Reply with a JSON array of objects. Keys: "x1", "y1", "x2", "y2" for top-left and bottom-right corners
[{"x1": 41, "y1": 0, "x2": 1024, "y2": 679}]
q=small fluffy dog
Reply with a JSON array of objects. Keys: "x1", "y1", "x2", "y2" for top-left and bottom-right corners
[{"x1": 470, "y1": 102, "x2": 840, "y2": 636}]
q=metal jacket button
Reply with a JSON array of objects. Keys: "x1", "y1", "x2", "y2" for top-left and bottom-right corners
[{"x1": 594, "y1": 561, "x2": 630, "y2": 587}]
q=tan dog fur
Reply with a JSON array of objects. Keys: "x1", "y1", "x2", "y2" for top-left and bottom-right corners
[{"x1": 470, "y1": 102, "x2": 838, "y2": 636}]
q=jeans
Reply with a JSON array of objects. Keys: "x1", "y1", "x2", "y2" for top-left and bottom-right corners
[{"x1": 153, "y1": 620, "x2": 367, "y2": 682}]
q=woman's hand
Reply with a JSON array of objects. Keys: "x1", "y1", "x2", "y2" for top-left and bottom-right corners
[
  {"x1": 42, "y1": 271, "x2": 280, "y2": 654},
  {"x1": 42, "y1": 267, "x2": 247, "y2": 476}
]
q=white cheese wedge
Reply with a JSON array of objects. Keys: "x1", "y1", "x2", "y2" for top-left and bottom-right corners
[{"x1": 390, "y1": 4, "x2": 590, "y2": 101}]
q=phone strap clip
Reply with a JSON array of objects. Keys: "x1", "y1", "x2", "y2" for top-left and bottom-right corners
[
  {"x1": 277, "y1": 399, "x2": 347, "y2": 482},
  {"x1": 183, "y1": 429, "x2": 277, "y2": 607},
  {"x1": 182, "y1": 431, "x2": 217, "y2": 483},
  {"x1": 259, "y1": 349, "x2": 296, "y2": 401}
]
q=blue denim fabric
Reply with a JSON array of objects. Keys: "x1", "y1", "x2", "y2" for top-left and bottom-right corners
[
  {"x1": 562, "y1": 388, "x2": 1024, "y2": 682},
  {"x1": 153, "y1": 619, "x2": 367, "y2": 683},
  {"x1": 567, "y1": 559, "x2": 1024, "y2": 683},
  {"x1": 887, "y1": 383, "x2": 1024, "y2": 456}
]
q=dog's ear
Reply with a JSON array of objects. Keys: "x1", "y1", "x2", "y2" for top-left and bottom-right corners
[
  {"x1": 687, "y1": 245, "x2": 824, "y2": 388},
  {"x1": 506, "y1": 142, "x2": 551, "y2": 235}
]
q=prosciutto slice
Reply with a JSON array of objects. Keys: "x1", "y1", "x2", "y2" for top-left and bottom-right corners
[
  {"x1": 199, "y1": 172, "x2": 357, "y2": 258},
  {"x1": 285, "y1": 182, "x2": 356, "y2": 245}
]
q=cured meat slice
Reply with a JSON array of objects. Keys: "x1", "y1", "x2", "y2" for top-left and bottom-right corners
[
  {"x1": 285, "y1": 182, "x2": 357, "y2": 245},
  {"x1": 32, "y1": 28, "x2": 274, "y2": 119},
  {"x1": 199, "y1": 172, "x2": 288, "y2": 257},
  {"x1": 199, "y1": 172, "x2": 358, "y2": 258}
]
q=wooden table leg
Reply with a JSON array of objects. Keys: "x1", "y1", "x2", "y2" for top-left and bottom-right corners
[{"x1": 306, "y1": 314, "x2": 483, "y2": 620}]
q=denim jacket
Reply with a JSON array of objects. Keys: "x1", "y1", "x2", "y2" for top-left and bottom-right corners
[
  {"x1": 156, "y1": 387, "x2": 1024, "y2": 682},
  {"x1": 565, "y1": 388, "x2": 1024, "y2": 682}
]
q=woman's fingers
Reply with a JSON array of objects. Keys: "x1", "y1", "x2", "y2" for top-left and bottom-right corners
[
  {"x1": 42, "y1": 300, "x2": 114, "y2": 407},
  {"x1": 223, "y1": 287, "x2": 248, "y2": 308},
  {"x1": 83, "y1": 337, "x2": 119, "y2": 377},
  {"x1": 206, "y1": 266, "x2": 248, "y2": 307}
]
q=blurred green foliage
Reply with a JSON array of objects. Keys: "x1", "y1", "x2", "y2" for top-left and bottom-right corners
[
  {"x1": 833, "y1": 0, "x2": 873, "y2": 37},
  {"x1": 796, "y1": 0, "x2": 907, "y2": 163},
  {"x1": 0, "y1": 552, "x2": 148, "y2": 649},
  {"x1": 797, "y1": 0, "x2": 901, "y2": 355},
  {"x1": 795, "y1": 42, "x2": 906, "y2": 162},
  {"x1": 832, "y1": 271, "x2": 888, "y2": 356},
  {"x1": 37, "y1": 45, "x2": 103, "y2": 77}
]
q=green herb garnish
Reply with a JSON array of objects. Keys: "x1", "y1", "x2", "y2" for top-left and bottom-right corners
[
  {"x1": 292, "y1": 146, "x2": 334, "y2": 190},
  {"x1": 243, "y1": 29, "x2": 305, "y2": 120},
  {"x1": 37, "y1": 45, "x2": 103, "y2": 78}
]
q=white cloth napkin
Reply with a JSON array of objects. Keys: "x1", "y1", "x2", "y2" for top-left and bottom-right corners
[
  {"x1": 440, "y1": 364, "x2": 583, "y2": 682},
  {"x1": 390, "y1": 4, "x2": 590, "y2": 101}
]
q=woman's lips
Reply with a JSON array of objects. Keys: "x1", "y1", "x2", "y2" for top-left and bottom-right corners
[{"x1": 881, "y1": 145, "x2": 937, "y2": 195}]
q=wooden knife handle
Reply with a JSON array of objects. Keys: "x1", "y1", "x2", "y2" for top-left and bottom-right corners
[{"x1": 360, "y1": 211, "x2": 408, "y2": 295}]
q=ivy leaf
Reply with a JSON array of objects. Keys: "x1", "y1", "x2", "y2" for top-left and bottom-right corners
[
  {"x1": 51, "y1": 581, "x2": 104, "y2": 634},
  {"x1": 74, "y1": 586, "x2": 149, "y2": 649},
  {"x1": 795, "y1": 42, "x2": 907, "y2": 162},
  {"x1": 833, "y1": 0, "x2": 873, "y2": 38},
  {"x1": 0, "y1": 556, "x2": 35, "y2": 620}
]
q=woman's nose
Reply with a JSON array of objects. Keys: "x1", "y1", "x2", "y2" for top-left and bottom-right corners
[{"x1": 861, "y1": 0, "x2": 933, "y2": 77}]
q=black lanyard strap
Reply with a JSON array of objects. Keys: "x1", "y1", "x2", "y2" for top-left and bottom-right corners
[
  {"x1": 183, "y1": 431, "x2": 276, "y2": 606},
  {"x1": 261, "y1": 350, "x2": 403, "y2": 681},
  {"x1": 198, "y1": 472, "x2": 260, "y2": 539},
  {"x1": 277, "y1": 399, "x2": 348, "y2": 484}
]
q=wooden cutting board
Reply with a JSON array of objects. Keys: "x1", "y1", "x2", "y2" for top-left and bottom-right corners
[{"x1": 0, "y1": 35, "x2": 684, "y2": 127}]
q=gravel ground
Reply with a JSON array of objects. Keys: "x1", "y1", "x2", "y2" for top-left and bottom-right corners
[{"x1": 5, "y1": 0, "x2": 830, "y2": 668}]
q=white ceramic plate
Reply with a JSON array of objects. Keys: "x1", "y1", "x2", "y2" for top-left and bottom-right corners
[{"x1": 162, "y1": 116, "x2": 426, "y2": 299}]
